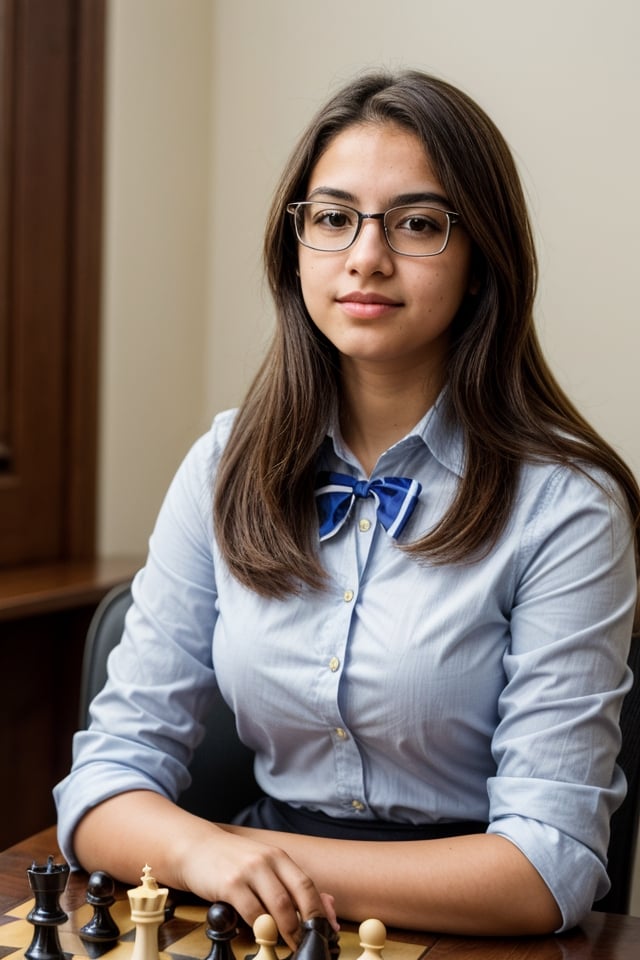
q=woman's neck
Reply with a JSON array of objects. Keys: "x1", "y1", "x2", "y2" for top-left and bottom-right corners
[{"x1": 339, "y1": 363, "x2": 443, "y2": 476}]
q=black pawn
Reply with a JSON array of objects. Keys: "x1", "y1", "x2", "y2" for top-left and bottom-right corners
[
  {"x1": 79, "y1": 871, "x2": 120, "y2": 944},
  {"x1": 291, "y1": 918, "x2": 337, "y2": 960},
  {"x1": 204, "y1": 902, "x2": 239, "y2": 960},
  {"x1": 25, "y1": 856, "x2": 70, "y2": 960}
]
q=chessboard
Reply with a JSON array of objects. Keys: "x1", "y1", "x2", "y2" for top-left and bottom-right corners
[{"x1": 0, "y1": 896, "x2": 427, "y2": 960}]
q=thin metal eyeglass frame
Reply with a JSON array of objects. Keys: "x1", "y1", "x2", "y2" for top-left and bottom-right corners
[{"x1": 286, "y1": 201, "x2": 461, "y2": 257}]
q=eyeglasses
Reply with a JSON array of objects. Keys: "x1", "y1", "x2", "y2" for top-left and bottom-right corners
[{"x1": 287, "y1": 200, "x2": 460, "y2": 257}]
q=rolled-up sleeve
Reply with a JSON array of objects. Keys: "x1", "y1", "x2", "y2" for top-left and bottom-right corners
[
  {"x1": 487, "y1": 466, "x2": 636, "y2": 930},
  {"x1": 54, "y1": 418, "x2": 230, "y2": 868}
]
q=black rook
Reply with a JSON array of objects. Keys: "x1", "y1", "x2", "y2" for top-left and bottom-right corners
[{"x1": 25, "y1": 856, "x2": 70, "y2": 960}]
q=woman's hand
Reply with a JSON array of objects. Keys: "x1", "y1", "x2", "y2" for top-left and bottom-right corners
[{"x1": 177, "y1": 828, "x2": 336, "y2": 949}]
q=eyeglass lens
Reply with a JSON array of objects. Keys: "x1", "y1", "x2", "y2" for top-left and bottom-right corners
[{"x1": 292, "y1": 201, "x2": 452, "y2": 256}]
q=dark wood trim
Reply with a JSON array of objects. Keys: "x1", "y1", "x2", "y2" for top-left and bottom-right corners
[
  {"x1": 64, "y1": 0, "x2": 106, "y2": 559},
  {"x1": 0, "y1": 0, "x2": 115, "y2": 852},
  {"x1": 2, "y1": 0, "x2": 72, "y2": 562},
  {"x1": 0, "y1": 0, "x2": 105, "y2": 566},
  {"x1": 0, "y1": 1, "x2": 15, "y2": 471}
]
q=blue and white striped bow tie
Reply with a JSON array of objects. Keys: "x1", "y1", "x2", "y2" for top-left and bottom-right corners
[{"x1": 315, "y1": 471, "x2": 422, "y2": 542}]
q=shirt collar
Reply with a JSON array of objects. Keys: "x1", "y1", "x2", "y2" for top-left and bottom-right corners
[{"x1": 325, "y1": 387, "x2": 465, "y2": 478}]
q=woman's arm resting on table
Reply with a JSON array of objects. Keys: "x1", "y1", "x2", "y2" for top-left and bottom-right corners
[
  {"x1": 72, "y1": 791, "x2": 333, "y2": 950},
  {"x1": 73, "y1": 791, "x2": 559, "y2": 938},
  {"x1": 222, "y1": 822, "x2": 562, "y2": 936}
]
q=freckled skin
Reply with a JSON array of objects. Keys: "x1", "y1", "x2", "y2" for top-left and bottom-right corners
[{"x1": 298, "y1": 121, "x2": 474, "y2": 383}]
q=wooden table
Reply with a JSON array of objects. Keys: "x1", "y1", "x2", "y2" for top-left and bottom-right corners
[{"x1": 1, "y1": 827, "x2": 639, "y2": 959}]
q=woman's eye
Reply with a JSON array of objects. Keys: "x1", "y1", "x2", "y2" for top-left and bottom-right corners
[
  {"x1": 389, "y1": 206, "x2": 448, "y2": 237},
  {"x1": 398, "y1": 214, "x2": 439, "y2": 234},
  {"x1": 316, "y1": 210, "x2": 351, "y2": 229}
]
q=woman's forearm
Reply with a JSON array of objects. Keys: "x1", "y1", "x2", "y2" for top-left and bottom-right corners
[
  {"x1": 222, "y1": 824, "x2": 562, "y2": 936},
  {"x1": 73, "y1": 790, "x2": 226, "y2": 890},
  {"x1": 72, "y1": 793, "x2": 561, "y2": 937}
]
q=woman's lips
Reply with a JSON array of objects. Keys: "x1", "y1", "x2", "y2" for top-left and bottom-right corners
[{"x1": 336, "y1": 291, "x2": 402, "y2": 320}]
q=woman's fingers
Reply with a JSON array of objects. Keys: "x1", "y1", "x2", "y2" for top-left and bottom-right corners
[
  {"x1": 320, "y1": 893, "x2": 339, "y2": 932},
  {"x1": 187, "y1": 832, "x2": 330, "y2": 951},
  {"x1": 237, "y1": 847, "x2": 328, "y2": 949}
]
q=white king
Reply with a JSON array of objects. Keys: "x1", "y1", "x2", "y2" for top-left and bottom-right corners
[{"x1": 127, "y1": 865, "x2": 169, "y2": 960}]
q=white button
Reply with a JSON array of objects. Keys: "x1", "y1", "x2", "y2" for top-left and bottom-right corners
[
  {"x1": 329, "y1": 656, "x2": 340, "y2": 672},
  {"x1": 335, "y1": 727, "x2": 348, "y2": 740},
  {"x1": 358, "y1": 518, "x2": 371, "y2": 532},
  {"x1": 343, "y1": 589, "x2": 354, "y2": 602},
  {"x1": 351, "y1": 799, "x2": 365, "y2": 811}
]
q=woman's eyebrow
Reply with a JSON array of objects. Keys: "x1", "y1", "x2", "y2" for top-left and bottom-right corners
[
  {"x1": 391, "y1": 191, "x2": 452, "y2": 207},
  {"x1": 306, "y1": 186, "x2": 452, "y2": 207},
  {"x1": 306, "y1": 186, "x2": 355, "y2": 201}
]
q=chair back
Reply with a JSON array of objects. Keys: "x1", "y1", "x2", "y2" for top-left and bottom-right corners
[
  {"x1": 79, "y1": 582, "x2": 262, "y2": 823},
  {"x1": 594, "y1": 634, "x2": 640, "y2": 914}
]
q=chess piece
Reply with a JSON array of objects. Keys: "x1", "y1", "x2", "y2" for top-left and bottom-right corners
[
  {"x1": 25, "y1": 856, "x2": 70, "y2": 960},
  {"x1": 291, "y1": 917, "x2": 336, "y2": 960},
  {"x1": 319, "y1": 918, "x2": 340, "y2": 960},
  {"x1": 203, "y1": 901, "x2": 239, "y2": 960},
  {"x1": 326, "y1": 924, "x2": 340, "y2": 960},
  {"x1": 252, "y1": 914, "x2": 280, "y2": 960},
  {"x1": 356, "y1": 919, "x2": 386, "y2": 960},
  {"x1": 127, "y1": 865, "x2": 169, "y2": 960},
  {"x1": 80, "y1": 870, "x2": 120, "y2": 943}
]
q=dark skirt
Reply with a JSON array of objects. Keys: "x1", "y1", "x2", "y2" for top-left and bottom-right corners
[{"x1": 232, "y1": 796, "x2": 487, "y2": 842}]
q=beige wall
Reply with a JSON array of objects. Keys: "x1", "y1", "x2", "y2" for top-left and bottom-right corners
[
  {"x1": 99, "y1": 0, "x2": 639, "y2": 911},
  {"x1": 100, "y1": 0, "x2": 640, "y2": 553},
  {"x1": 98, "y1": 0, "x2": 213, "y2": 554}
]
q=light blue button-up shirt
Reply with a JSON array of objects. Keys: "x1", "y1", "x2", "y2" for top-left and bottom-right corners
[{"x1": 54, "y1": 394, "x2": 637, "y2": 931}]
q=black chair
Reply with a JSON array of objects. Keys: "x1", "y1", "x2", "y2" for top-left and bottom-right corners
[
  {"x1": 78, "y1": 582, "x2": 262, "y2": 822},
  {"x1": 80, "y1": 583, "x2": 640, "y2": 913},
  {"x1": 593, "y1": 633, "x2": 640, "y2": 914}
]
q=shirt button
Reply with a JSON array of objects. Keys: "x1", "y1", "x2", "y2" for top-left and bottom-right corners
[
  {"x1": 335, "y1": 727, "x2": 348, "y2": 740},
  {"x1": 329, "y1": 656, "x2": 340, "y2": 672},
  {"x1": 343, "y1": 589, "x2": 354, "y2": 602},
  {"x1": 351, "y1": 799, "x2": 365, "y2": 812},
  {"x1": 358, "y1": 518, "x2": 371, "y2": 532}
]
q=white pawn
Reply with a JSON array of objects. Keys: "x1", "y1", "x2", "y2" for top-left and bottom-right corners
[
  {"x1": 357, "y1": 918, "x2": 386, "y2": 960},
  {"x1": 252, "y1": 914, "x2": 279, "y2": 960}
]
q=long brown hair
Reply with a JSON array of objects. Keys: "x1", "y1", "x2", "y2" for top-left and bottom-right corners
[{"x1": 214, "y1": 69, "x2": 639, "y2": 597}]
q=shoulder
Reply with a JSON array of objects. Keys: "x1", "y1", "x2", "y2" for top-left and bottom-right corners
[
  {"x1": 160, "y1": 409, "x2": 239, "y2": 517},
  {"x1": 210, "y1": 407, "x2": 240, "y2": 447},
  {"x1": 513, "y1": 457, "x2": 635, "y2": 562},
  {"x1": 517, "y1": 457, "x2": 629, "y2": 516},
  {"x1": 180, "y1": 408, "x2": 239, "y2": 475}
]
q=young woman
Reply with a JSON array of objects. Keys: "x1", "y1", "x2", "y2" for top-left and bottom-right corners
[{"x1": 55, "y1": 69, "x2": 639, "y2": 943}]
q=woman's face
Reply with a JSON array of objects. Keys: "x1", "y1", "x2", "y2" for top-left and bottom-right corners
[{"x1": 297, "y1": 121, "x2": 474, "y2": 382}]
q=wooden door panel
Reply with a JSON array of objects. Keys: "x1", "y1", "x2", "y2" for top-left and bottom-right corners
[{"x1": 0, "y1": 0, "x2": 104, "y2": 566}]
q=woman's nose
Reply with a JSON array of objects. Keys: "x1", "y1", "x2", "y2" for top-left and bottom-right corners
[{"x1": 344, "y1": 218, "x2": 394, "y2": 275}]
